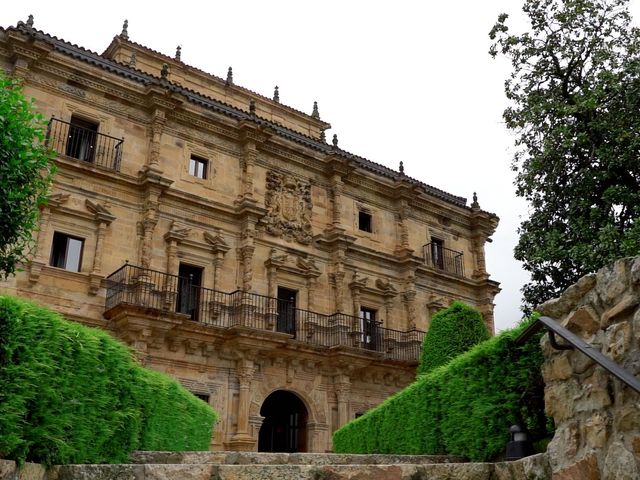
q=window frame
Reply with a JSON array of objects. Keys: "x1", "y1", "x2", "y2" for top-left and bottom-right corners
[
  {"x1": 188, "y1": 154, "x2": 208, "y2": 179},
  {"x1": 431, "y1": 237, "x2": 445, "y2": 270},
  {"x1": 49, "y1": 231, "x2": 85, "y2": 272},
  {"x1": 358, "y1": 210, "x2": 373, "y2": 233},
  {"x1": 359, "y1": 306, "x2": 379, "y2": 349},
  {"x1": 66, "y1": 115, "x2": 99, "y2": 163}
]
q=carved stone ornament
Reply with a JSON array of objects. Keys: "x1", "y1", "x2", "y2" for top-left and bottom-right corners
[{"x1": 261, "y1": 170, "x2": 313, "y2": 244}]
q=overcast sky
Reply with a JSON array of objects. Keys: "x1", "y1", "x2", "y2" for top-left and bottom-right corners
[{"x1": 5, "y1": 1, "x2": 639, "y2": 332}]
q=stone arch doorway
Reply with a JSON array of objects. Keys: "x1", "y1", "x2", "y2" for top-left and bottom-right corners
[{"x1": 258, "y1": 390, "x2": 308, "y2": 452}]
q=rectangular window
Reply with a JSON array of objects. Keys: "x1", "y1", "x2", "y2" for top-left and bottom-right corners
[
  {"x1": 66, "y1": 115, "x2": 98, "y2": 162},
  {"x1": 50, "y1": 232, "x2": 84, "y2": 272},
  {"x1": 431, "y1": 238, "x2": 444, "y2": 270},
  {"x1": 359, "y1": 307, "x2": 378, "y2": 350},
  {"x1": 189, "y1": 155, "x2": 208, "y2": 179},
  {"x1": 358, "y1": 210, "x2": 372, "y2": 233},
  {"x1": 193, "y1": 393, "x2": 210, "y2": 404},
  {"x1": 277, "y1": 287, "x2": 297, "y2": 336},
  {"x1": 177, "y1": 263, "x2": 204, "y2": 321}
]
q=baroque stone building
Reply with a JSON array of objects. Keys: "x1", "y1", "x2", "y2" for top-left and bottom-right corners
[{"x1": 0, "y1": 18, "x2": 500, "y2": 452}]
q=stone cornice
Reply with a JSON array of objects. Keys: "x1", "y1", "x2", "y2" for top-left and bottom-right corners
[{"x1": 2, "y1": 23, "x2": 473, "y2": 212}]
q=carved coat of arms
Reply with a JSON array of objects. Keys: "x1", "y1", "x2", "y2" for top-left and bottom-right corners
[{"x1": 261, "y1": 171, "x2": 313, "y2": 244}]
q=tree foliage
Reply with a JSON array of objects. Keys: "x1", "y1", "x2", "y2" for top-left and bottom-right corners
[
  {"x1": 490, "y1": 0, "x2": 640, "y2": 310},
  {"x1": 417, "y1": 301, "x2": 489, "y2": 376},
  {"x1": 0, "y1": 74, "x2": 53, "y2": 278}
]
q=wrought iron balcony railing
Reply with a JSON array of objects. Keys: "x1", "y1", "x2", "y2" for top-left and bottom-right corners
[
  {"x1": 105, "y1": 264, "x2": 425, "y2": 362},
  {"x1": 46, "y1": 117, "x2": 123, "y2": 171},
  {"x1": 423, "y1": 242, "x2": 465, "y2": 277}
]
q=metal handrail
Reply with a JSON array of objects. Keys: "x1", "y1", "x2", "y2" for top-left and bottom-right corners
[
  {"x1": 105, "y1": 264, "x2": 426, "y2": 361},
  {"x1": 46, "y1": 116, "x2": 124, "y2": 171},
  {"x1": 423, "y1": 242, "x2": 465, "y2": 277},
  {"x1": 515, "y1": 316, "x2": 640, "y2": 394}
]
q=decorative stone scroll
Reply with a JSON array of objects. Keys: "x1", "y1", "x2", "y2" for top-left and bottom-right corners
[{"x1": 261, "y1": 171, "x2": 313, "y2": 244}]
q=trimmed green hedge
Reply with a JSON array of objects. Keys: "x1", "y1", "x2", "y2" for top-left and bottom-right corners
[
  {"x1": 333, "y1": 319, "x2": 549, "y2": 461},
  {"x1": 0, "y1": 296, "x2": 217, "y2": 465},
  {"x1": 418, "y1": 302, "x2": 489, "y2": 375}
]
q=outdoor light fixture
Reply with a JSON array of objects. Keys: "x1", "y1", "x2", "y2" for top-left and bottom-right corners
[{"x1": 505, "y1": 424, "x2": 533, "y2": 460}]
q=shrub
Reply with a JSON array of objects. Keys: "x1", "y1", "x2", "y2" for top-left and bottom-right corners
[
  {"x1": 333, "y1": 319, "x2": 549, "y2": 461},
  {"x1": 418, "y1": 301, "x2": 489, "y2": 375},
  {"x1": 0, "y1": 296, "x2": 217, "y2": 465}
]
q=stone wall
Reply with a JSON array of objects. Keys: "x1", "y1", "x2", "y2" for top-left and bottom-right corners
[{"x1": 538, "y1": 257, "x2": 640, "y2": 480}]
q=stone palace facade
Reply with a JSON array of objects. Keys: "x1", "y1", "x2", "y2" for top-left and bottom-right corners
[{"x1": 0, "y1": 18, "x2": 500, "y2": 452}]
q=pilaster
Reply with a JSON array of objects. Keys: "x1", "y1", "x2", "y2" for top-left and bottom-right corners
[
  {"x1": 85, "y1": 200, "x2": 116, "y2": 295},
  {"x1": 229, "y1": 356, "x2": 257, "y2": 451}
]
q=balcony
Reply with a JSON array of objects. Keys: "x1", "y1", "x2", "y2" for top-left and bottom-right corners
[
  {"x1": 105, "y1": 264, "x2": 425, "y2": 362},
  {"x1": 46, "y1": 117, "x2": 123, "y2": 172},
  {"x1": 423, "y1": 242, "x2": 465, "y2": 277}
]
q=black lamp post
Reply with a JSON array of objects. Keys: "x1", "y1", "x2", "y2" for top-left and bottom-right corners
[{"x1": 505, "y1": 424, "x2": 533, "y2": 460}]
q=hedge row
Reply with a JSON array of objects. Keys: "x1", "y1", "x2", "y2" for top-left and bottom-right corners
[
  {"x1": 333, "y1": 319, "x2": 549, "y2": 461},
  {"x1": 418, "y1": 301, "x2": 490, "y2": 375},
  {"x1": 0, "y1": 296, "x2": 217, "y2": 465}
]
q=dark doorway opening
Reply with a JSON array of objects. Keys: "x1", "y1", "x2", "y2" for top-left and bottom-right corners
[
  {"x1": 431, "y1": 238, "x2": 445, "y2": 270},
  {"x1": 66, "y1": 115, "x2": 98, "y2": 162},
  {"x1": 360, "y1": 307, "x2": 379, "y2": 351},
  {"x1": 277, "y1": 287, "x2": 297, "y2": 336},
  {"x1": 177, "y1": 263, "x2": 203, "y2": 320},
  {"x1": 258, "y1": 390, "x2": 308, "y2": 452}
]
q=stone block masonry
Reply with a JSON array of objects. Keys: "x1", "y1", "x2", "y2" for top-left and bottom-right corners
[
  {"x1": 538, "y1": 257, "x2": 640, "y2": 479},
  {"x1": 5, "y1": 452, "x2": 549, "y2": 480}
]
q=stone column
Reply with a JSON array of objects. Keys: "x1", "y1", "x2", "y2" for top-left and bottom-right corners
[
  {"x1": 241, "y1": 143, "x2": 257, "y2": 201},
  {"x1": 204, "y1": 230, "x2": 230, "y2": 292},
  {"x1": 230, "y1": 358, "x2": 256, "y2": 451},
  {"x1": 333, "y1": 271, "x2": 345, "y2": 313},
  {"x1": 330, "y1": 174, "x2": 343, "y2": 228},
  {"x1": 212, "y1": 256, "x2": 223, "y2": 291},
  {"x1": 86, "y1": 200, "x2": 116, "y2": 295},
  {"x1": 140, "y1": 218, "x2": 157, "y2": 270},
  {"x1": 396, "y1": 202, "x2": 410, "y2": 250},
  {"x1": 92, "y1": 222, "x2": 108, "y2": 274},
  {"x1": 148, "y1": 109, "x2": 165, "y2": 168},
  {"x1": 238, "y1": 225, "x2": 256, "y2": 292},
  {"x1": 307, "y1": 276, "x2": 318, "y2": 312},
  {"x1": 33, "y1": 206, "x2": 52, "y2": 265},
  {"x1": 384, "y1": 296, "x2": 394, "y2": 326},
  {"x1": 479, "y1": 303, "x2": 495, "y2": 336},
  {"x1": 165, "y1": 240, "x2": 178, "y2": 277},
  {"x1": 352, "y1": 289, "x2": 361, "y2": 319},
  {"x1": 267, "y1": 265, "x2": 277, "y2": 299},
  {"x1": 334, "y1": 376, "x2": 351, "y2": 428},
  {"x1": 29, "y1": 206, "x2": 52, "y2": 283},
  {"x1": 403, "y1": 276, "x2": 417, "y2": 329},
  {"x1": 306, "y1": 422, "x2": 330, "y2": 453},
  {"x1": 472, "y1": 236, "x2": 488, "y2": 279}
]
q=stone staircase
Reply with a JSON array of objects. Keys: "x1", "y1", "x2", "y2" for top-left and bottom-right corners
[{"x1": 42, "y1": 451, "x2": 551, "y2": 480}]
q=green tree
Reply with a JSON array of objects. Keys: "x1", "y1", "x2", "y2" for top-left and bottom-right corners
[
  {"x1": 0, "y1": 74, "x2": 53, "y2": 278},
  {"x1": 418, "y1": 301, "x2": 489, "y2": 375},
  {"x1": 490, "y1": 0, "x2": 640, "y2": 311}
]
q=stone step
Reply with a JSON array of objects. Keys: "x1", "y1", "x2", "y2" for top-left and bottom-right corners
[
  {"x1": 48, "y1": 462, "x2": 495, "y2": 480},
  {"x1": 46, "y1": 454, "x2": 551, "y2": 480},
  {"x1": 129, "y1": 451, "x2": 462, "y2": 465}
]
